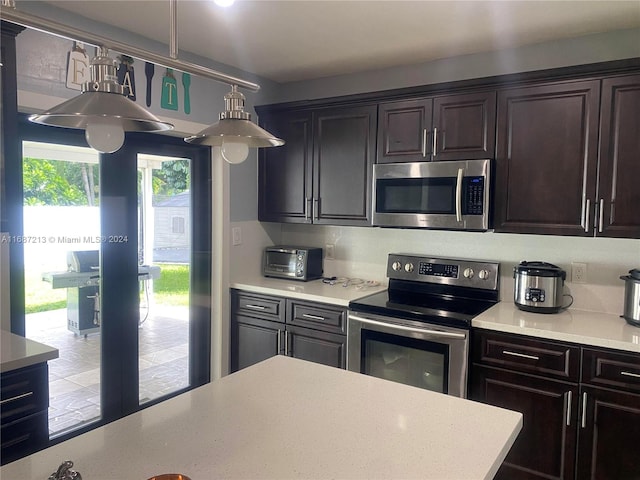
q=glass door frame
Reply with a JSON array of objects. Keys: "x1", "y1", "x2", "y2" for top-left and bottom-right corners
[{"x1": 12, "y1": 114, "x2": 211, "y2": 443}]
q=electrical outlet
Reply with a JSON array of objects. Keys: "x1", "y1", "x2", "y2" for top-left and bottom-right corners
[
  {"x1": 232, "y1": 227, "x2": 242, "y2": 246},
  {"x1": 325, "y1": 243, "x2": 335, "y2": 260},
  {"x1": 571, "y1": 262, "x2": 587, "y2": 284}
]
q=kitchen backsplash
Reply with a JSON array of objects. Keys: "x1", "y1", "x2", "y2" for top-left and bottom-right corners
[{"x1": 230, "y1": 221, "x2": 639, "y2": 316}]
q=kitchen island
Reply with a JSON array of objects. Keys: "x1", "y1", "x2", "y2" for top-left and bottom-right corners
[{"x1": 1, "y1": 355, "x2": 522, "y2": 480}]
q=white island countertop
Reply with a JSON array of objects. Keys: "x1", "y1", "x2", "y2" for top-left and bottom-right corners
[
  {"x1": 473, "y1": 302, "x2": 640, "y2": 353},
  {"x1": 0, "y1": 330, "x2": 59, "y2": 373},
  {"x1": 1, "y1": 356, "x2": 522, "y2": 480}
]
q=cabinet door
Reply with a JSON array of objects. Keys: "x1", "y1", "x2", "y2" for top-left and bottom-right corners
[
  {"x1": 432, "y1": 91, "x2": 496, "y2": 161},
  {"x1": 597, "y1": 74, "x2": 640, "y2": 238},
  {"x1": 231, "y1": 316, "x2": 284, "y2": 372},
  {"x1": 494, "y1": 80, "x2": 600, "y2": 236},
  {"x1": 258, "y1": 111, "x2": 313, "y2": 223},
  {"x1": 313, "y1": 105, "x2": 377, "y2": 226},
  {"x1": 286, "y1": 325, "x2": 346, "y2": 369},
  {"x1": 377, "y1": 98, "x2": 433, "y2": 163},
  {"x1": 470, "y1": 365, "x2": 578, "y2": 480},
  {"x1": 577, "y1": 386, "x2": 640, "y2": 480}
]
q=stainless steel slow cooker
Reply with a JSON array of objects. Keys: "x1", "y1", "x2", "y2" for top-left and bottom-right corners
[
  {"x1": 620, "y1": 269, "x2": 640, "y2": 327},
  {"x1": 513, "y1": 261, "x2": 567, "y2": 314}
]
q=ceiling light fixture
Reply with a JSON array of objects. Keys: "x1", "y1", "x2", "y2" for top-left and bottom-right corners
[
  {"x1": 29, "y1": 47, "x2": 173, "y2": 153},
  {"x1": 4, "y1": 0, "x2": 284, "y2": 161},
  {"x1": 214, "y1": 0, "x2": 235, "y2": 7},
  {"x1": 185, "y1": 85, "x2": 284, "y2": 163}
]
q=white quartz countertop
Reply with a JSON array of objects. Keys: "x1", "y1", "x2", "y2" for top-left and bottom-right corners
[
  {"x1": 473, "y1": 302, "x2": 640, "y2": 353},
  {"x1": 0, "y1": 356, "x2": 522, "y2": 480},
  {"x1": 0, "y1": 330, "x2": 59, "y2": 373},
  {"x1": 231, "y1": 275, "x2": 386, "y2": 306}
]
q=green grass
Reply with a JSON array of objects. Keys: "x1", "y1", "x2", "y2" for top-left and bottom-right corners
[{"x1": 25, "y1": 263, "x2": 190, "y2": 313}]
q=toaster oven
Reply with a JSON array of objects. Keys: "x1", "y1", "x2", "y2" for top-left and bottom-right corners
[{"x1": 263, "y1": 246, "x2": 323, "y2": 281}]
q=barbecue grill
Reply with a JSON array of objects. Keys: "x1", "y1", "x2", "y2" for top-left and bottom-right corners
[{"x1": 42, "y1": 250, "x2": 161, "y2": 336}]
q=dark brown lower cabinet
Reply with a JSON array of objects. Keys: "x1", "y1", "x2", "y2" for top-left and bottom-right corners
[
  {"x1": 471, "y1": 365, "x2": 578, "y2": 480},
  {"x1": 286, "y1": 325, "x2": 345, "y2": 369},
  {"x1": 576, "y1": 386, "x2": 640, "y2": 480},
  {"x1": 471, "y1": 330, "x2": 640, "y2": 480},
  {"x1": 230, "y1": 289, "x2": 347, "y2": 372}
]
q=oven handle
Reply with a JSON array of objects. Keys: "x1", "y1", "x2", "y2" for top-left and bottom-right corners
[
  {"x1": 455, "y1": 168, "x2": 463, "y2": 223},
  {"x1": 349, "y1": 315, "x2": 467, "y2": 340}
]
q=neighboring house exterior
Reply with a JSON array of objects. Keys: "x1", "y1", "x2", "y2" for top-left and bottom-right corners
[{"x1": 154, "y1": 191, "x2": 190, "y2": 250}]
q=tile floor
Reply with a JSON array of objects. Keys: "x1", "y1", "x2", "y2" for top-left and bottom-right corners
[{"x1": 26, "y1": 305, "x2": 189, "y2": 437}]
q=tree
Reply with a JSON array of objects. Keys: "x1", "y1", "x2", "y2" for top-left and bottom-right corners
[
  {"x1": 23, "y1": 158, "x2": 87, "y2": 205},
  {"x1": 154, "y1": 160, "x2": 189, "y2": 195}
]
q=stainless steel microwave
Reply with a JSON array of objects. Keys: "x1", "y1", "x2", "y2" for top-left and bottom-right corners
[
  {"x1": 263, "y1": 246, "x2": 323, "y2": 281},
  {"x1": 372, "y1": 159, "x2": 491, "y2": 230}
]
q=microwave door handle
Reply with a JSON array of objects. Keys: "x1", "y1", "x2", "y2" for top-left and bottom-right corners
[{"x1": 455, "y1": 168, "x2": 463, "y2": 222}]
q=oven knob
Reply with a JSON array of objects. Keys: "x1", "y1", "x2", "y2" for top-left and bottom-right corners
[
  {"x1": 478, "y1": 269, "x2": 490, "y2": 280},
  {"x1": 392, "y1": 261, "x2": 402, "y2": 271},
  {"x1": 404, "y1": 263, "x2": 414, "y2": 273},
  {"x1": 463, "y1": 268, "x2": 474, "y2": 278}
]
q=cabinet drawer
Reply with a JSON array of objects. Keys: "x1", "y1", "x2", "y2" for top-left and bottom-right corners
[
  {"x1": 1, "y1": 363, "x2": 49, "y2": 425},
  {"x1": 582, "y1": 348, "x2": 640, "y2": 393},
  {"x1": 473, "y1": 330, "x2": 580, "y2": 382},
  {"x1": 232, "y1": 290, "x2": 285, "y2": 322},
  {"x1": 0, "y1": 411, "x2": 49, "y2": 466},
  {"x1": 287, "y1": 300, "x2": 346, "y2": 334}
]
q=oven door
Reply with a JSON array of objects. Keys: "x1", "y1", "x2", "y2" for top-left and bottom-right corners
[
  {"x1": 372, "y1": 159, "x2": 490, "y2": 230},
  {"x1": 347, "y1": 313, "x2": 469, "y2": 397}
]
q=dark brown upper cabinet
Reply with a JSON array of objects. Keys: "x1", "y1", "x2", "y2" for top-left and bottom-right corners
[
  {"x1": 258, "y1": 111, "x2": 313, "y2": 223},
  {"x1": 259, "y1": 104, "x2": 376, "y2": 226},
  {"x1": 377, "y1": 91, "x2": 496, "y2": 163},
  {"x1": 494, "y1": 75, "x2": 640, "y2": 238},
  {"x1": 494, "y1": 79, "x2": 601, "y2": 236},
  {"x1": 597, "y1": 74, "x2": 640, "y2": 238}
]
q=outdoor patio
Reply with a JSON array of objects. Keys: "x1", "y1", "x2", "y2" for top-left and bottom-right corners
[{"x1": 26, "y1": 306, "x2": 189, "y2": 437}]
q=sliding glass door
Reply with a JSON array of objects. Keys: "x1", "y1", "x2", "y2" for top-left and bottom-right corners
[{"x1": 16, "y1": 116, "x2": 211, "y2": 441}]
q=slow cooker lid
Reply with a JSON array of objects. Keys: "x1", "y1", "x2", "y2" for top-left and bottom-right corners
[{"x1": 515, "y1": 261, "x2": 566, "y2": 279}]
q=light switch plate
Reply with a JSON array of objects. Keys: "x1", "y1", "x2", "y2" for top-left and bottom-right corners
[{"x1": 232, "y1": 227, "x2": 242, "y2": 246}]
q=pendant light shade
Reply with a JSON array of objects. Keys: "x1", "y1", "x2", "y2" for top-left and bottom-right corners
[
  {"x1": 185, "y1": 85, "x2": 284, "y2": 163},
  {"x1": 29, "y1": 47, "x2": 173, "y2": 153}
]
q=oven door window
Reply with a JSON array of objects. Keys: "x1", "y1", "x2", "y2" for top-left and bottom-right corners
[
  {"x1": 375, "y1": 177, "x2": 456, "y2": 214},
  {"x1": 361, "y1": 330, "x2": 449, "y2": 393}
]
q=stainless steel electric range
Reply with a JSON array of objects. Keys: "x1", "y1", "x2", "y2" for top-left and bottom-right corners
[{"x1": 347, "y1": 253, "x2": 500, "y2": 398}]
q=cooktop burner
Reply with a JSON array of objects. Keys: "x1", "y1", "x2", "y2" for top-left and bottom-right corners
[{"x1": 349, "y1": 254, "x2": 500, "y2": 328}]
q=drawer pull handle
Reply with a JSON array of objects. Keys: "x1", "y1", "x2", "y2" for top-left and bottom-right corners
[
  {"x1": 0, "y1": 391, "x2": 33, "y2": 405},
  {"x1": 581, "y1": 392, "x2": 588, "y2": 428},
  {"x1": 245, "y1": 304, "x2": 266, "y2": 310},
  {"x1": 302, "y1": 313, "x2": 326, "y2": 321},
  {"x1": 621, "y1": 371, "x2": 640, "y2": 379},
  {"x1": 502, "y1": 350, "x2": 540, "y2": 361}
]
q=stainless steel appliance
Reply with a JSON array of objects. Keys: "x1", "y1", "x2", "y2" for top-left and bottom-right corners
[
  {"x1": 348, "y1": 254, "x2": 500, "y2": 397},
  {"x1": 42, "y1": 250, "x2": 161, "y2": 336},
  {"x1": 372, "y1": 159, "x2": 491, "y2": 230},
  {"x1": 262, "y1": 246, "x2": 323, "y2": 281},
  {"x1": 621, "y1": 269, "x2": 640, "y2": 327},
  {"x1": 513, "y1": 261, "x2": 567, "y2": 314}
]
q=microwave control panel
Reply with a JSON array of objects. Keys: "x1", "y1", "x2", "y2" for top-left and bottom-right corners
[{"x1": 464, "y1": 177, "x2": 485, "y2": 215}]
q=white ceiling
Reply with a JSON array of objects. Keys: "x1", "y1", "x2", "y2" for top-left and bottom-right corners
[{"x1": 38, "y1": 1, "x2": 640, "y2": 83}]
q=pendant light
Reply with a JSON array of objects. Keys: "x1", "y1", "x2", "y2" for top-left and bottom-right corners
[
  {"x1": 29, "y1": 47, "x2": 173, "y2": 153},
  {"x1": 184, "y1": 85, "x2": 285, "y2": 164}
]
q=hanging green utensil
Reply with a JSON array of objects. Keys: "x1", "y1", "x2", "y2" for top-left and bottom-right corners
[
  {"x1": 182, "y1": 72, "x2": 191, "y2": 115},
  {"x1": 161, "y1": 68, "x2": 179, "y2": 110}
]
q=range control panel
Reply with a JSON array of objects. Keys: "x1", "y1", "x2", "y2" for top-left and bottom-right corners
[{"x1": 386, "y1": 253, "x2": 500, "y2": 291}]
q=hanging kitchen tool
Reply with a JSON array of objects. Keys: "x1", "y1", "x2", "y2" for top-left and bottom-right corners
[
  {"x1": 117, "y1": 54, "x2": 136, "y2": 101},
  {"x1": 161, "y1": 68, "x2": 179, "y2": 110},
  {"x1": 145, "y1": 62, "x2": 155, "y2": 107},
  {"x1": 66, "y1": 41, "x2": 90, "y2": 90},
  {"x1": 182, "y1": 72, "x2": 191, "y2": 114}
]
